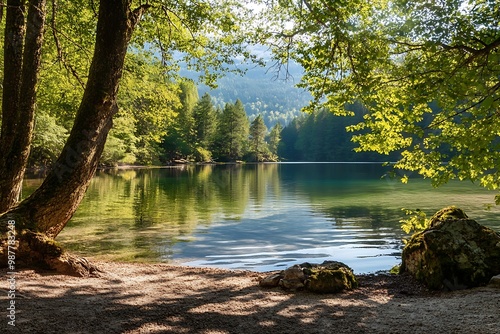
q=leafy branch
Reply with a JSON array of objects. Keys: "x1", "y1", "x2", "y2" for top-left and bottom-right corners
[{"x1": 400, "y1": 208, "x2": 430, "y2": 236}]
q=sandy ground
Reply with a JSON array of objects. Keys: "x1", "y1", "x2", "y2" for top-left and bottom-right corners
[{"x1": 1, "y1": 261, "x2": 500, "y2": 334}]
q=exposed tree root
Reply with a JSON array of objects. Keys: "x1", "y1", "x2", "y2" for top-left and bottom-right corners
[
  {"x1": 45, "y1": 253, "x2": 101, "y2": 277},
  {"x1": 1, "y1": 230, "x2": 101, "y2": 277}
]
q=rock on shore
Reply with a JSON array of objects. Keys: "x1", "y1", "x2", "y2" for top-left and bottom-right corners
[
  {"x1": 259, "y1": 261, "x2": 358, "y2": 293},
  {"x1": 401, "y1": 206, "x2": 500, "y2": 290}
]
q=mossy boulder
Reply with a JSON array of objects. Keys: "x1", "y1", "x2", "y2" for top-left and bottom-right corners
[
  {"x1": 401, "y1": 207, "x2": 500, "y2": 290},
  {"x1": 306, "y1": 264, "x2": 358, "y2": 293},
  {"x1": 429, "y1": 206, "x2": 468, "y2": 227},
  {"x1": 259, "y1": 261, "x2": 358, "y2": 293}
]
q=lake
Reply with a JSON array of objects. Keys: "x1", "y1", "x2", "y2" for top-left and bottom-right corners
[{"x1": 23, "y1": 163, "x2": 500, "y2": 274}]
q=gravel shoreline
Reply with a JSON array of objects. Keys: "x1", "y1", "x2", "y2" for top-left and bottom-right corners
[{"x1": 1, "y1": 261, "x2": 499, "y2": 333}]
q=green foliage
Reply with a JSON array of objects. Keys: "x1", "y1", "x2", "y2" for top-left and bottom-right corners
[
  {"x1": 37, "y1": 0, "x2": 96, "y2": 127},
  {"x1": 278, "y1": 108, "x2": 388, "y2": 162},
  {"x1": 14, "y1": 0, "x2": 268, "y2": 168},
  {"x1": 162, "y1": 79, "x2": 199, "y2": 161},
  {"x1": 389, "y1": 264, "x2": 401, "y2": 275},
  {"x1": 194, "y1": 146, "x2": 213, "y2": 162},
  {"x1": 267, "y1": 122, "x2": 282, "y2": 158},
  {"x1": 179, "y1": 79, "x2": 199, "y2": 147},
  {"x1": 133, "y1": 0, "x2": 263, "y2": 87},
  {"x1": 193, "y1": 93, "x2": 217, "y2": 149},
  {"x1": 248, "y1": 115, "x2": 268, "y2": 162},
  {"x1": 262, "y1": 0, "x2": 500, "y2": 194},
  {"x1": 101, "y1": 115, "x2": 138, "y2": 166},
  {"x1": 212, "y1": 100, "x2": 250, "y2": 161},
  {"x1": 30, "y1": 112, "x2": 68, "y2": 168},
  {"x1": 278, "y1": 118, "x2": 301, "y2": 160},
  {"x1": 400, "y1": 209, "x2": 430, "y2": 235},
  {"x1": 108, "y1": 52, "x2": 179, "y2": 165}
]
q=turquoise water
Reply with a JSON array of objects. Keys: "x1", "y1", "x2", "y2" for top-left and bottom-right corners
[{"x1": 24, "y1": 163, "x2": 500, "y2": 273}]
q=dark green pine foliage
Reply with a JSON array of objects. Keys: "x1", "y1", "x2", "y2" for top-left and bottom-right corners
[
  {"x1": 212, "y1": 99, "x2": 249, "y2": 161},
  {"x1": 278, "y1": 117, "x2": 302, "y2": 161},
  {"x1": 279, "y1": 109, "x2": 388, "y2": 162},
  {"x1": 189, "y1": 93, "x2": 218, "y2": 162},
  {"x1": 193, "y1": 93, "x2": 217, "y2": 149},
  {"x1": 248, "y1": 114, "x2": 268, "y2": 162},
  {"x1": 267, "y1": 122, "x2": 282, "y2": 159}
]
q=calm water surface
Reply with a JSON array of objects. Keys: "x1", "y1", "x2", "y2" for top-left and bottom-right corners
[{"x1": 23, "y1": 163, "x2": 500, "y2": 273}]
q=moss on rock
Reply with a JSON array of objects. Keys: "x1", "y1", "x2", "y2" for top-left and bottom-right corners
[
  {"x1": 307, "y1": 267, "x2": 358, "y2": 293},
  {"x1": 259, "y1": 261, "x2": 358, "y2": 294},
  {"x1": 402, "y1": 207, "x2": 500, "y2": 290},
  {"x1": 429, "y1": 206, "x2": 468, "y2": 227}
]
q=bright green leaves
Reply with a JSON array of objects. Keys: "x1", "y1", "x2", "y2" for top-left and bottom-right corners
[
  {"x1": 109, "y1": 52, "x2": 179, "y2": 165},
  {"x1": 30, "y1": 111, "x2": 69, "y2": 167},
  {"x1": 400, "y1": 208, "x2": 429, "y2": 235},
  {"x1": 265, "y1": 0, "x2": 500, "y2": 195},
  {"x1": 21, "y1": 0, "x2": 271, "y2": 168},
  {"x1": 36, "y1": 1, "x2": 98, "y2": 126}
]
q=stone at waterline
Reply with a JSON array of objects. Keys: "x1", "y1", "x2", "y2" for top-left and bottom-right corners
[
  {"x1": 259, "y1": 261, "x2": 358, "y2": 293},
  {"x1": 307, "y1": 266, "x2": 358, "y2": 293},
  {"x1": 401, "y1": 206, "x2": 500, "y2": 290},
  {"x1": 279, "y1": 266, "x2": 306, "y2": 290},
  {"x1": 488, "y1": 275, "x2": 500, "y2": 289},
  {"x1": 259, "y1": 272, "x2": 282, "y2": 288}
]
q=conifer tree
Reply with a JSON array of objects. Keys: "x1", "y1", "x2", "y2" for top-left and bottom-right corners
[
  {"x1": 213, "y1": 100, "x2": 249, "y2": 161},
  {"x1": 268, "y1": 122, "x2": 282, "y2": 158},
  {"x1": 193, "y1": 93, "x2": 217, "y2": 149},
  {"x1": 249, "y1": 115, "x2": 268, "y2": 161}
]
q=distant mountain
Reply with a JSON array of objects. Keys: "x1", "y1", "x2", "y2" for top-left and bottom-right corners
[{"x1": 181, "y1": 59, "x2": 312, "y2": 128}]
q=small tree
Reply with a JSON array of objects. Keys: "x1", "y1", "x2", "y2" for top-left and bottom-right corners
[
  {"x1": 268, "y1": 123, "x2": 282, "y2": 153},
  {"x1": 213, "y1": 100, "x2": 249, "y2": 161},
  {"x1": 249, "y1": 115, "x2": 268, "y2": 161},
  {"x1": 193, "y1": 93, "x2": 217, "y2": 154}
]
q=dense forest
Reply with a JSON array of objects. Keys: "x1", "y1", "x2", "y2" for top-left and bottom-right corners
[
  {"x1": 278, "y1": 109, "x2": 392, "y2": 162},
  {"x1": 30, "y1": 55, "x2": 379, "y2": 167}
]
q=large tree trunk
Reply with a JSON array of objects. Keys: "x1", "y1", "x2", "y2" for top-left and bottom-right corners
[
  {"x1": 0, "y1": 0, "x2": 46, "y2": 214},
  {"x1": 0, "y1": 0, "x2": 27, "y2": 213},
  {"x1": 0, "y1": 0, "x2": 148, "y2": 275}
]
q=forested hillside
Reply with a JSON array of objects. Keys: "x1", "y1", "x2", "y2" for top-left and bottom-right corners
[
  {"x1": 278, "y1": 108, "x2": 396, "y2": 162},
  {"x1": 184, "y1": 58, "x2": 312, "y2": 128}
]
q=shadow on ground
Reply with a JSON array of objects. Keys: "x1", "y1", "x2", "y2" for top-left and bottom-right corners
[{"x1": 2, "y1": 264, "x2": 499, "y2": 334}]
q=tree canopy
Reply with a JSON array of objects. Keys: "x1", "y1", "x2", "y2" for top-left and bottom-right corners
[{"x1": 261, "y1": 0, "x2": 500, "y2": 197}]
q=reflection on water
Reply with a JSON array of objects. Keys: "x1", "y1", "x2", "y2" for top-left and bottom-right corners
[{"x1": 23, "y1": 163, "x2": 500, "y2": 273}]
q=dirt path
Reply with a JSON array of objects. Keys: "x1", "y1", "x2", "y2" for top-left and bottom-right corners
[{"x1": 1, "y1": 261, "x2": 500, "y2": 333}]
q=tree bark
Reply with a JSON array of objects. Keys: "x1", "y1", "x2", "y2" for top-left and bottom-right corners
[
  {"x1": 0, "y1": 0, "x2": 46, "y2": 214},
  {"x1": 1, "y1": 0, "x2": 148, "y2": 274},
  {"x1": 0, "y1": 0, "x2": 26, "y2": 213}
]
